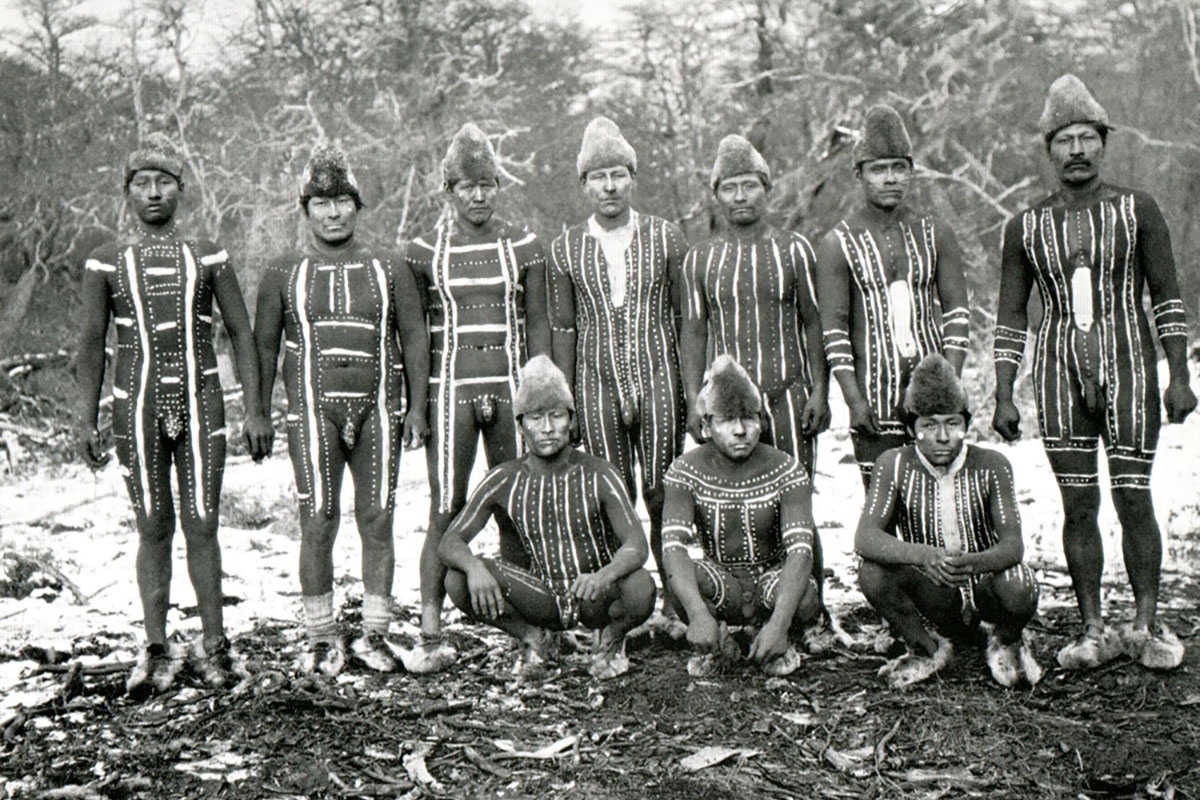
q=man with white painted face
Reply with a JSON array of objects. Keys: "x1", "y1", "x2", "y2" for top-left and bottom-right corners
[
  {"x1": 993, "y1": 75, "x2": 1196, "y2": 671},
  {"x1": 662, "y1": 356, "x2": 822, "y2": 677},
  {"x1": 856, "y1": 354, "x2": 1041, "y2": 689},
  {"x1": 816, "y1": 105, "x2": 970, "y2": 489},
  {"x1": 409, "y1": 123, "x2": 551, "y2": 672},
  {"x1": 548, "y1": 117, "x2": 688, "y2": 615},
  {"x1": 438, "y1": 356, "x2": 655, "y2": 680},
  {"x1": 255, "y1": 143, "x2": 429, "y2": 677},
  {"x1": 77, "y1": 133, "x2": 272, "y2": 694}
]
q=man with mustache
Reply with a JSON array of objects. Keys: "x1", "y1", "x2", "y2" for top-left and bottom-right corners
[
  {"x1": 816, "y1": 105, "x2": 970, "y2": 489},
  {"x1": 662, "y1": 356, "x2": 822, "y2": 677},
  {"x1": 76, "y1": 133, "x2": 272, "y2": 694},
  {"x1": 993, "y1": 74, "x2": 1196, "y2": 671},
  {"x1": 255, "y1": 143, "x2": 429, "y2": 676},
  {"x1": 857, "y1": 354, "x2": 1041, "y2": 689},
  {"x1": 548, "y1": 117, "x2": 688, "y2": 615},
  {"x1": 438, "y1": 356, "x2": 655, "y2": 679},
  {"x1": 409, "y1": 123, "x2": 551, "y2": 671}
]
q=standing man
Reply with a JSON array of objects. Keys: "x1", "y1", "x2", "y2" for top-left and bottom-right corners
[
  {"x1": 662, "y1": 356, "x2": 822, "y2": 677},
  {"x1": 255, "y1": 143, "x2": 429, "y2": 677},
  {"x1": 438, "y1": 356, "x2": 656, "y2": 679},
  {"x1": 409, "y1": 123, "x2": 551, "y2": 670},
  {"x1": 816, "y1": 105, "x2": 970, "y2": 488},
  {"x1": 993, "y1": 75, "x2": 1196, "y2": 671},
  {"x1": 76, "y1": 133, "x2": 272, "y2": 694},
  {"x1": 548, "y1": 117, "x2": 688, "y2": 606},
  {"x1": 680, "y1": 134, "x2": 830, "y2": 475},
  {"x1": 857, "y1": 355, "x2": 1041, "y2": 689}
]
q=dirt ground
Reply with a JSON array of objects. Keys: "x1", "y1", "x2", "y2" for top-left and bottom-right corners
[{"x1": 1, "y1": 387, "x2": 1198, "y2": 799}]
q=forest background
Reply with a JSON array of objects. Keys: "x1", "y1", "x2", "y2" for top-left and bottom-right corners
[{"x1": 2, "y1": 0, "x2": 1200, "y2": 439}]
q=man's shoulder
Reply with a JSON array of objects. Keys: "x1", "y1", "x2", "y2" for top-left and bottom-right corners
[
  {"x1": 875, "y1": 444, "x2": 914, "y2": 469},
  {"x1": 572, "y1": 449, "x2": 622, "y2": 478},
  {"x1": 964, "y1": 443, "x2": 1011, "y2": 472},
  {"x1": 85, "y1": 241, "x2": 122, "y2": 265}
]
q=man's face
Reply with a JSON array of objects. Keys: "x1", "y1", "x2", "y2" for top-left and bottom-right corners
[
  {"x1": 857, "y1": 158, "x2": 912, "y2": 211},
  {"x1": 449, "y1": 179, "x2": 499, "y2": 227},
  {"x1": 913, "y1": 412, "x2": 967, "y2": 467},
  {"x1": 703, "y1": 413, "x2": 762, "y2": 462},
  {"x1": 583, "y1": 166, "x2": 634, "y2": 220},
  {"x1": 126, "y1": 170, "x2": 181, "y2": 226},
  {"x1": 519, "y1": 407, "x2": 573, "y2": 458},
  {"x1": 1049, "y1": 123, "x2": 1104, "y2": 187},
  {"x1": 715, "y1": 173, "x2": 767, "y2": 227},
  {"x1": 306, "y1": 195, "x2": 359, "y2": 244}
]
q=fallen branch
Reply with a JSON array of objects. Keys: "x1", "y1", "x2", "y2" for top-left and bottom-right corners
[
  {"x1": 1, "y1": 550, "x2": 88, "y2": 605},
  {"x1": 35, "y1": 661, "x2": 135, "y2": 676}
]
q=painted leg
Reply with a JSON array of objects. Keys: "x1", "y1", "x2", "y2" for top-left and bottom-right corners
[
  {"x1": 858, "y1": 560, "x2": 955, "y2": 687},
  {"x1": 583, "y1": 568, "x2": 655, "y2": 679},
  {"x1": 1111, "y1": 485, "x2": 1183, "y2": 669},
  {"x1": 975, "y1": 565, "x2": 1042, "y2": 687}
]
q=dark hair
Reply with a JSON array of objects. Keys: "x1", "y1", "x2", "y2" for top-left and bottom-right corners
[{"x1": 1044, "y1": 123, "x2": 1109, "y2": 151}]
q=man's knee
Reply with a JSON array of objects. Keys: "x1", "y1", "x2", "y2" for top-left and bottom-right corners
[
  {"x1": 1060, "y1": 487, "x2": 1101, "y2": 527},
  {"x1": 179, "y1": 517, "x2": 219, "y2": 545},
  {"x1": 137, "y1": 512, "x2": 176, "y2": 543},
  {"x1": 793, "y1": 577, "x2": 822, "y2": 628},
  {"x1": 1111, "y1": 488, "x2": 1155, "y2": 528},
  {"x1": 444, "y1": 568, "x2": 470, "y2": 611},
  {"x1": 356, "y1": 505, "x2": 393, "y2": 540},
  {"x1": 978, "y1": 567, "x2": 1039, "y2": 624},
  {"x1": 301, "y1": 515, "x2": 340, "y2": 550},
  {"x1": 857, "y1": 559, "x2": 894, "y2": 604},
  {"x1": 620, "y1": 568, "x2": 657, "y2": 617}
]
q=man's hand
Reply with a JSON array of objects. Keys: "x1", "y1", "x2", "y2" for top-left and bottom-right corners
[
  {"x1": 686, "y1": 609, "x2": 721, "y2": 654},
  {"x1": 77, "y1": 423, "x2": 110, "y2": 470},
  {"x1": 992, "y1": 398, "x2": 1021, "y2": 442},
  {"x1": 919, "y1": 548, "x2": 966, "y2": 588},
  {"x1": 1164, "y1": 378, "x2": 1198, "y2": 424},
  {"x1": 748, "y1": 619, "x2": 790, "y2": 664},
  {"x1": 685, "y1": 405, "x2": 706, "y2": 444},
  {"x1": 800, "y1": 392, "x2": 831, "y2": 436},
  {"x1": 243, "y1": 413, "x2": 274, "y2": 461},
  {"x1": 941, "y1": 553, "x2": 976, "y2": 581},
  {"x1": 847, "y1": 398, "x2": 880, "y2": 437},
  {"x1": 466, "y1": 561, "x2": 504, "y2": 620},
  {"x1": 403, "y1": 410, "x2": 429, "y2": 450},
  {"x1": 571, "y1": 569, "x2": 615, "y2": 603}
]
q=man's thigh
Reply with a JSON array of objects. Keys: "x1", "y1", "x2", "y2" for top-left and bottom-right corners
[
  {"x1": 346, "y1": 400, "x2": 403, "y2": 514},
  {"x1": 764, "y1": 382, "x2": 815, "y2": 475},
  {"x1": 287, "y1": 409, "x2": 348, "y2": 521},
  {"x1": 972, "y1": 564, "x2": 1039, "y2": 622},
  {"x1": 482, "y1": 558, "x2": 567, "y2": 630},
  {"x1": 693, "y1": 559, "x2": 767, "y2": 625},
  {"x1": 888, "y1": 564, "x2": 965, "y2": 630}
]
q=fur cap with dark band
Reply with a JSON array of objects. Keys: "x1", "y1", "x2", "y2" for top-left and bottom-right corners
[
  {"x1": 514, "y1": 355, "x2": 575, "y2": 418},
  {"x1": 696, "y1": 355, "x2": 763, "y2": 419},
  {"x1": 852, "y1": 105, "x2": 913, "y2": 167},
  {"x1": 442, "y1": 123, "x2": 499, "y2": 187},
  {"x1": 1039, "y1": 73, "x2": 1109, "y2": 141},
  {"x1": 710, "y1": 134, "x2": 771, "y2": 191},
  {"x1": 903, "y1": 354, "x2": 970, "y2": 422},
  {"x1": 577, "y1": 116, "x2": 637, "y2": 178},
  {"x1": 124, "y1": 132, "x2": 184, "y2": 189},
  {"x1": 299, "y1": 142, "x2": 364, "y2": 210}
]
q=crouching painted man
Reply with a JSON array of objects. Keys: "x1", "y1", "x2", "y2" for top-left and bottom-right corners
[
  {"x1": 856, "y1": 354, "x2": 1042, "y2": 689},
  {"x1": 438, "y1": 356, "x2": 655, "y2": 679},
  {"x1": 662, "y1": 356, "x2": 822, "y2": 677},
  {"x1": 76, "y1": 134, "x2": 272, "y2": 694}
]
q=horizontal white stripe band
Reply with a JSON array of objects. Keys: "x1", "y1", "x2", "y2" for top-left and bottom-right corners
[
  {"x1": 154, "y1": 321, "x2": 178, "y2": 331},
  {"x1": 145, "y1": 267, "x2": 177, "y2": 276},
  {"x1": 314, "y1": 320, "x2": 375, "y2": 330},
  {"x1": 86, "y1": 260, "x2": 117, "y2": 273},
  {"x1": 199, "y1": 250, "x2": 229, "y2": 266}
]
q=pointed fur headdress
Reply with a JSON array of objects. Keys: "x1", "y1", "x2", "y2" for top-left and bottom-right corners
[
  {"x1": 710, "y1": 134, "x2": 771, "y2": 191},
  {"x1": 1039, "y1": 74, "x2": 1109, "y2": 140},
  {"x1": 300, "y1": 142, "x2": 363, "y2": 209},
  {"x1": 696, "y1": 355, "x2": 763, "y2": 419},
  {"x1": 124, "y1": 132, "x2": 184, "y2": 188},
  {"x1": 852, "y1": 105, "x2": 913, "y2": 166},
  {"x1": 514, "y1": 355, "x2": 575, "y2": 417},
  {"x1": 442, "y1": 123, "x2": 499, "y2": 187},
  {"x1": 903, "y1": 354, "x2": 969, "y2": 419},
  {"x1": 577, "y1": 116, "x2": 637, "y2": 178}
]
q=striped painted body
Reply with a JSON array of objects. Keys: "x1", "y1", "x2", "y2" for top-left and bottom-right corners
[
  {"x1": 682, "y1": 229, "x2": 821, "y2": 468},
  {"x1": 271, "y1": 248, "x2": 404, "y2": 516},
  {"x1": 549, "y1": 215, "x2": 686, "y2": 494},
  {"x1": 407, "y1": 220, "x2": 542, "y2": 512},
  {"x1": 994, "y1": 189, "x2": 1187, "y2": 490},
  {"x1": 86, "y1": 239, "x2": 228, "y2": 523}
]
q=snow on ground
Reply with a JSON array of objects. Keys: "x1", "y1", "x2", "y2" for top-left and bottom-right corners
[{"x1": 1, "y1": 380, "x2": 1198, "y2": 692}]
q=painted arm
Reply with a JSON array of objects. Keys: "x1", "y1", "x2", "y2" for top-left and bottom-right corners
[
  {"x1": 934, "y1": 223, "x2": 970, "y2": 375},
  {"x1": 392, "y1": 248, "x2": 430, "y2": 448},
  {"x1": 947, "y1": 453, "x2": 1023, "y2": 577},
  {"x1": 436, "y1": 466, "x2": 510, "y2": 619},
  {"x1": 523, "y1": 238, "x2": 552, "y2": 359},
  {"x1": 660, "y1": 476, "x2": 722, "y2": 653},
  {"x1": 992, "y1": 216, "x2": 1035, "y2": 441},
  {"x1": 678, "y1": 247, "x2": 710, "y2": 443},
  {"x1": 211, "y1": 252, "x2": 271, "y2": 461},
  {"x1": 665, "y1": 221, "x2": 687, "y2": 343},
  {"x1": 1137, "y1": 193, "x2": 1196, "y2": 424},
  {"x1": 252, "y1": 261, "x2": 286, "y2": 456},
  {"x1": 795, "y1": 235, "x2": 831, "y2": 435},
  {"x1": 75, "y1": 257, "x2": 113, "y2": 468},
  {"x1": 815, "y1": 231, "x2": 878, "y2": 435},
  {"x1": 572, "y1": 462, "x2": 650, "y2": 601},
  {"x1": 547, "y1": 235, "x2": 578, "y2": 390}
]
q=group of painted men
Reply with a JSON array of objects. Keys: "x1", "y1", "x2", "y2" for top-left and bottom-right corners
[{"x1": 75, "y1": 72, "x2": 1196, "y2": 696}]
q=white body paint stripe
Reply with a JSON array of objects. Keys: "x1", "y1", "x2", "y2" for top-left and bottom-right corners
[
  {"x1": 324, "y1": 390, "x2": 370, "y2": 398},
  {"x1": 161, "y1": 376, "x2": 181, "y2": 384},
  {"x1": 86, "y1": 259, "x2": 117, "y2": 273},
  {"x1": 155, "y1": 321, "x2": 178, "y2": 332},
  {"x1": 114, "y1": 317, "x2": 133, "y2": 327},
  {"x1": 146, "y1": 267, "x2": 177, "y2": 276},
  {"x1": 320, "y1": 348, "x2": 373, "y2": 358},
  {"x1": 296, "y1": 258, "x2": 324, "y2": 512},
  {"x1": 112, "y1": 386, "x2": 129, "y2": 399},
  {"x1": 314, "y1": 320, "x2": 375, "y2": 330},
  {"x1": 371, "y1": 258, "x2": 391, "y2": 506},
  {"x1": 181, "y1": 244, "x2": 207, "y2": 522},
  {"x1": 124, "y1": 247, "x2": 152, "y2": 518},
  {"x1": 199, "y1": 250, "x2": 228, "y2": 266}
]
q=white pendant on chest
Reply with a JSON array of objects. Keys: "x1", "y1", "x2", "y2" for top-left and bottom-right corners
[{"x1": 888, "y1": 279, "x2": 918, "y2": 358}]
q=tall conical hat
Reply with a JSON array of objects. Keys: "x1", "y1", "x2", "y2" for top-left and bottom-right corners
[
  {"x1": 124, "y1": 132, "x2": 184, "y2": 186},
  {"x1": 709, "y1": 134, "x2": 771, "y2": 190},
  {"x1": 696, "y1": 355, "x2": 763, "y2": 418},
  {"x1": 576, "y1": 116, "x2": 637, "y2": 178},
  {"x1": 513, "y1": 355, "x2": 575, "y2": 417},
  {"x1": 300, "y1": 142, "x2": 364, "y2": 208},
  {"x1": 851, "y1": 105, "x2": 913, "y2": 166},
  {"x1": 441, "y1": 123, "x2": 499, "y2": 186},
  {"x1": 903, "y1": 354, "x2": 969, "y2": 418},
  {"x1": 1039, "y1": 73, "x2": 1109, "y2": 139}
]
